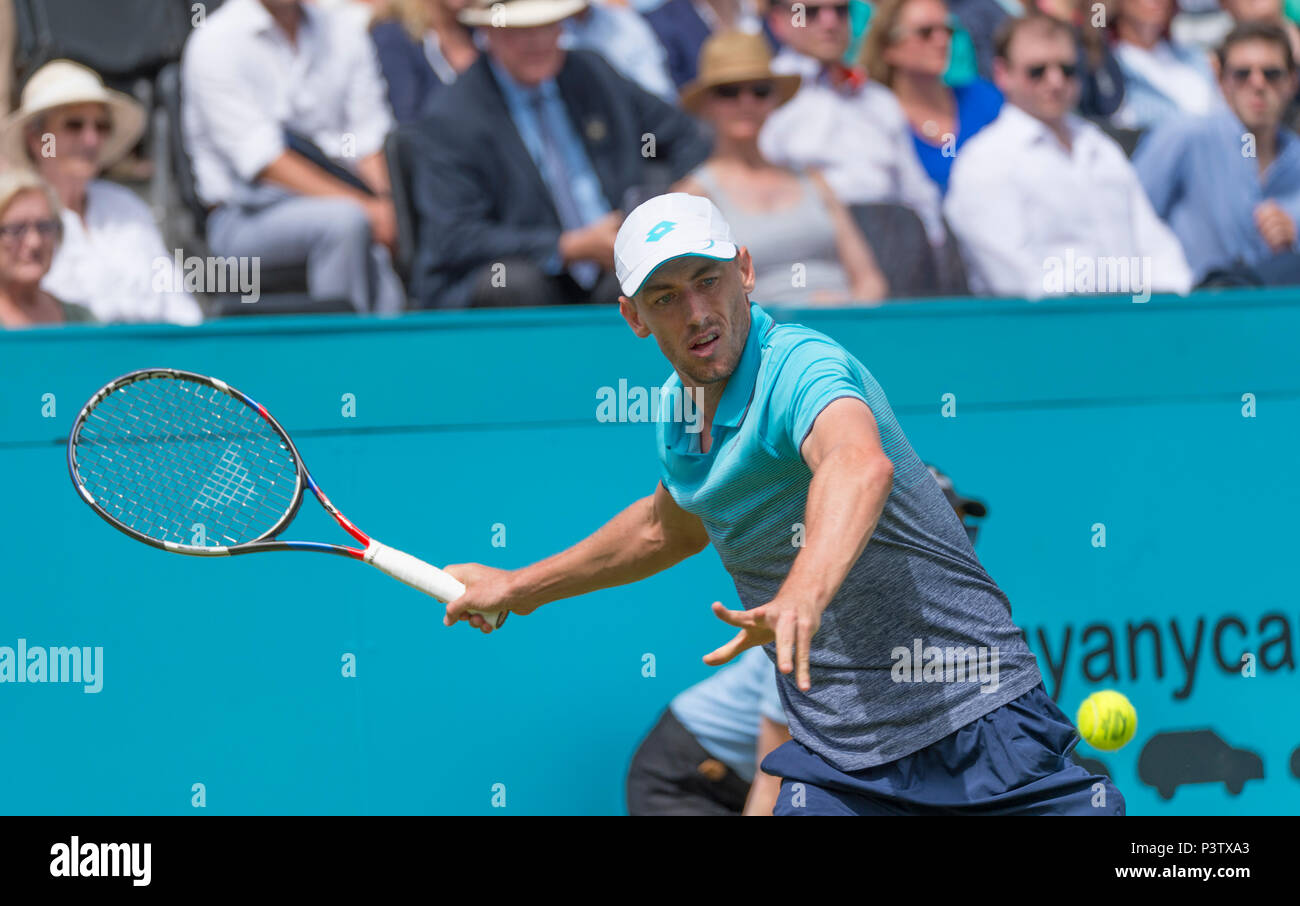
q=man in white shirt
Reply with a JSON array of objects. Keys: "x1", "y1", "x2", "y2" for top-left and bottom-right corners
[
  {"x1": 182, "y1": 0, "x2": 404, "y2": 313},
  {"x1": 944, "y1": 14, "x2": 1193, "y2": 300},
  {"x1": 758, "y1": 0, "x2": 946, "y2": 245}
]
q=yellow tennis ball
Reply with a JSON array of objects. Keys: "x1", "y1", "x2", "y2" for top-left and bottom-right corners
[{"x1": 1077, "y1": 690, "x2": 1137, "y2": 751}]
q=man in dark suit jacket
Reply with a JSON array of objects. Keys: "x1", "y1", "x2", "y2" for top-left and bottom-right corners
[{"x1": 407, "y1": 0, "x2": 713, "y2": 309}]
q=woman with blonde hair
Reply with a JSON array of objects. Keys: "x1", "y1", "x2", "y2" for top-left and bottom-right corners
[
  {"x1": 674, "y1": 31, "x2": 888, "y2": 305},
  {"x1": 0, "y1": 169, "x2": 93, "y2": 327},
  {"x1": 370, "y1": 0, "x2": 478, "y2": 122},
  {"x1": 860, "y1": 0, "x2": 1002, "y2": 194}
]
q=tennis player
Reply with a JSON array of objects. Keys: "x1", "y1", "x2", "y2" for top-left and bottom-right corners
[{"x1": 444, "y1": 193, "x2": 1124, "y2": 816}]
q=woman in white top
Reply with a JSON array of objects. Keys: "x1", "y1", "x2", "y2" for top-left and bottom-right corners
[{"x1": 1, "y1": 60, "x2": 201, "y2": 324}]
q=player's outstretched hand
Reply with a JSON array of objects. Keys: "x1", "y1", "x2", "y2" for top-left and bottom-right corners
[
  {"x1": 703, "y1": 597, "x2": 823, "y2": 692},
  {"x1": 441, "y1": 563, "x2": 531, "y2": 634}
]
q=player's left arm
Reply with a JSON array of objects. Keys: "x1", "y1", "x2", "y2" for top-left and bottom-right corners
[
  {"x1": 705, "y1": 397, "x2": 894, "y2": 691},
  {"x1": 788, "y1": 396, "x2": 894, "y2": 610}
]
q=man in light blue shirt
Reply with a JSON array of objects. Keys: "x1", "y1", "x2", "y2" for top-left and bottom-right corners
[
  {"x1": 626, "y1": 648, "x2": 790, "y2": 815},
  {"x1": 1135, "y1": 22, "x2": 1300, "y2": 283}
]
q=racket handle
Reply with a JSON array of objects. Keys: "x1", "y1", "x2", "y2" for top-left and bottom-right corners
[{"x1": 362, "y1": 539, "x2": 507, "y2": 629}]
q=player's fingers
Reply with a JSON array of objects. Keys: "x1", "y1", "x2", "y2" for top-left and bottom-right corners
[
  {"x1": 443, "y1": 600, "x2": 480, "y2": 625},
  {"x1": 710, "y1": 600, "x2": 756, "y2": 628},
  {"x1": 702, "y1": 628, "x2": 752, "y2": 666},
  {"x1": 774, "y1": 610, "x2": 796, "y2": 676},
  {"x1": 796, "y1": 614, "x2": 815, "y2": 692}
]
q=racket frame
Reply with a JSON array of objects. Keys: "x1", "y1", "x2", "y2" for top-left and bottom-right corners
[{"x1": 67, "y1": 368, "x2": 505, "y2": 626}]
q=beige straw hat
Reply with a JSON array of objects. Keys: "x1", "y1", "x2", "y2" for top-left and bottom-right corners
[
  {"x1": 680, "y1": 31, "x2": 801, "y2": 114},
  {"x1": 1, "y1": 60, "x2": 146, "y2": 169}
]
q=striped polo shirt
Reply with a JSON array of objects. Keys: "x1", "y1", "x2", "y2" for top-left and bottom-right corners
[{"x1": 656, "y1": 302, "x2": 1043, "y2": 771}]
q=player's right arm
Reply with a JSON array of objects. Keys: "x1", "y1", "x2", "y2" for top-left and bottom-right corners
[{"x1": 442, "y1": 482, "x2": 709, "y2": 630}]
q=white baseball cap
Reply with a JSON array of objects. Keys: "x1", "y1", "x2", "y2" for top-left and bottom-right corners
[{"x1": 614, "y1": 193, "x2": 738, "y2": 297}]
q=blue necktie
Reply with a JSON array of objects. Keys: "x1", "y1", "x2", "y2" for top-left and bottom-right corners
[{"x1": 528, "y1": 90, "x2": 599, "y2": 290}]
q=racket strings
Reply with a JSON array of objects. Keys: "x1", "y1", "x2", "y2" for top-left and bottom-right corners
[{"x1": 73, "y1": 376, "x2": 300, "y2": 548}]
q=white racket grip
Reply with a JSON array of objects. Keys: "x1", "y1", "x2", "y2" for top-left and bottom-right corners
[{"x1": 363, "y1": 539, "x2": 506, "y2": 628}]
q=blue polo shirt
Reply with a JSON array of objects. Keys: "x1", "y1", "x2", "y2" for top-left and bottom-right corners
[{"x1": 656, "y1": 302, "x2": 1042, "y2": 772}]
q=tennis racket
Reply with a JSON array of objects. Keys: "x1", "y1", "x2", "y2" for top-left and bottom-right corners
[{"x1": 66, "y1": 368, "x2": 506, "y2": 629}]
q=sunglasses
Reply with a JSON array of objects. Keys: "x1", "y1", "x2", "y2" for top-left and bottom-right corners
[
  {"x1": 1026, "y1": 60, "x2": 1079, "y2": 81},
  {"x1": 810, "y1": 2, "x2": 851, "y2": 19},
  {"x1": 57, "y1": 116, "x2": 113, "y2": 136},
  {"x1": 892, "y1": 22, "x2": 954, "y2": 42},
  {"x1": 779, "y1": 0, "x2": 850, "y2": 16},
  {"x1": 0, "y1": 218, "x2": 60, "y2": 245},
  {"x1": 712, "y1": 81, "x2": 776, "y2": 100},
  {"x1": 1227, "y1": 65, "x2": 1288, "y2": 85}
]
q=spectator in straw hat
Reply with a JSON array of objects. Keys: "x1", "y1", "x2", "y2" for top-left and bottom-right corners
[
  {"x1": 406, "y1": 0, "x2": 711, "y2": 308},
  {"x1": 1, "y1": 60, "x2": 200, "y2": 325},
  {"x1": 674, "y1": 31, "x2": 888, "y2": 305}
]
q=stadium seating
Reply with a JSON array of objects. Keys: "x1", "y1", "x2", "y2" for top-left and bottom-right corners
[
  {"x1": 384, "y1": 126, "x2": 419, "y2": 288},
  {"x1": 850, "y1": 203, "x2": 951, "y2": 298},
  {"x1": 155, "y1": 62, "x2": 349, "y2": 317}
]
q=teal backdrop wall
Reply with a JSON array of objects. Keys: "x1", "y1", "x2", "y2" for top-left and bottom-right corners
[{"x1": 2, "y1": 289, "x2": 1297, "y2": 815}]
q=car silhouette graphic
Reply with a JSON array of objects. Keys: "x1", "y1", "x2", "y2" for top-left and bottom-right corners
[{"x1": 1138, "y1": 729, "x2": 1263, "y2": 800}]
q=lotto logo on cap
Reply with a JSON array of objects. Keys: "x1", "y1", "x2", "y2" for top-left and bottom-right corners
[{"x1": 615, "y1": 193, "x2": 738, "y2": 297}]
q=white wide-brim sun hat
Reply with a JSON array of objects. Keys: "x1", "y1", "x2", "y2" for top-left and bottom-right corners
[
  {"x1": 459, "y1": 0, "x2": 589, "y2": 28},
  {"x1": 1, "y1": 59, "x2": 147, "y2": 170}
]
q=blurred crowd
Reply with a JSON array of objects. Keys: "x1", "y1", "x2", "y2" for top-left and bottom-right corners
[{"x1": 1, "y1": 0, "x2": 1299, "y2": 327}]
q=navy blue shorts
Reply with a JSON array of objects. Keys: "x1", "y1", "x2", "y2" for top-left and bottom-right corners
[{"x1": 761, "y1": 683, "x2": 1126, "y2": 815}]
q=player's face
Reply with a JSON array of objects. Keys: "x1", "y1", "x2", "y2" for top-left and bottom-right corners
[
  {"x1": 483, "y1": 23, "x2": 565, "y2": 86},
  {"x1": 995, "y1": 30, "x2": 1081, "y2": 125},
  {"x1": 1220, "y1": 41, "x2": 1295, "y2": 132},
  {"x1": 619, "y1": 250, "x2": 756, "y2": 388}
]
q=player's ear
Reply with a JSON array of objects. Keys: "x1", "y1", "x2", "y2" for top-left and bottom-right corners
[
  {"x1": 619, "y1": 294, "x2": 653, "y2": 338},
  {"x1": 736, "y1": 247, "x2": 756, "y2": 295}
]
